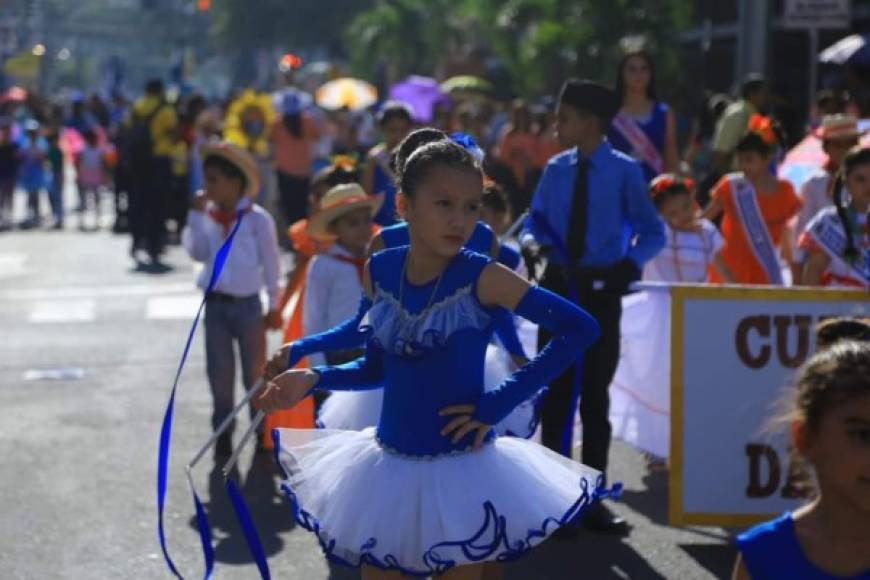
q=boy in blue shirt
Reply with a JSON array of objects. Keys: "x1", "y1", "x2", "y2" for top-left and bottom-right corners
[{"x1": 522, "y1": 79, "x2": 665, "y2": 535}]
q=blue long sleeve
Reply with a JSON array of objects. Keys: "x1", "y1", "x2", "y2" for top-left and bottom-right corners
[
  {"x1": 310, "y1": 340, "x2": 385, "y2": 392},
  {"x1": 473, "y1": 286, "x2": 600, "y2": 425},
  {"x1": 622, "y1": 161, "x2": 666, "y2": 267},
  {"x1": 288, "y1": 296, "x2": 372, "y2": 367},
  {"x1": 491, "y1": 307, "x2": 527, "y2": 359}
]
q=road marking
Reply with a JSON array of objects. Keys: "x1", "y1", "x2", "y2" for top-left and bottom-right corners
[
  {"x1": 23, "y1": 367, "x2": 86, "y2": 381},
  {"x1": 1, "y1": 282, "x2": 195, "y2": 301},
  {"x1": 29, "y1": 299, "x2": 96, "y2": 323},
  {"x1": 0, "y1": 252, "x2": 28, "y2": 279},
  {"x1": 145, "y1": 295, "x2": 203, "y2": 320}
]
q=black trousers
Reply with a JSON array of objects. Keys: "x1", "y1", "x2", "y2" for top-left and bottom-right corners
[
  {"x1": 276, "y1": 170, "x2": 310, "y2": 226},
  {"x1": 538, "y1": 265, "x2": 622, "y2": 473},
  {"x1": 130, "y1": 156, "x2": 171, "y2": 258}
]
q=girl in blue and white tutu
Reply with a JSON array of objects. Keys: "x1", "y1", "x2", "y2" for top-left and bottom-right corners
[
  {"x1": 299, "y1": 129, "x2": 541, "y2": 438},
  {"x1": 258, "y1": 136, "x2": 609, "y2": 579}
]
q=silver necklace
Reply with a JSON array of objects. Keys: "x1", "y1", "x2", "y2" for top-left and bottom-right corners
[{"x1": 398, "y1": 251, "x2": 446, "y2": 328}]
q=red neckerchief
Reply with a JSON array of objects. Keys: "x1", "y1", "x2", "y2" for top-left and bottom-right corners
[
  {"x1": 329, "y1": 253, "x2": 366, "y2": 282},
  {"x1": 208, "y1": 205, "x2": 251, "y2": 237}
]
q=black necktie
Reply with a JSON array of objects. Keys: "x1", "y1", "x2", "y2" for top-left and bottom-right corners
[{"x1": 567, "y1": 159, "x2": 589, "y2": 262}]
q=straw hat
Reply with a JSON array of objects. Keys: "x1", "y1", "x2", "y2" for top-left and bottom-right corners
[
  {"x1": 307, "y1": 183, "x2": 383, "y2": 240},
  {"x1": 201, "y1": 141, "x2": 261, "y2": 198},
  {"x1": 816, "y1": 114, "x2": 862, "y2": 141}
]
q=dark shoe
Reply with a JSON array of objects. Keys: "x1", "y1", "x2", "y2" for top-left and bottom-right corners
[
  {"x1": 255, "y1": 435, "x2": 270, "y2": 455},
  {"x1": 215, "y1": 433, "x2": 233, "y2": 458},
  {"x1": 552, "y1": 523, "x2": 582, "y2": 541},
  {"x1": 580, "y1": 503, "x2": 631, "y2": 536},
  {"x1": 112, "y1": 217, "x2": 129, "y2": 233}
]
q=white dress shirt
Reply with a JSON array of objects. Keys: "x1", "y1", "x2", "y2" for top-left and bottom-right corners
[
  {"x1": 302, "y1": 244, "x2": 364, "y2": 367},
  {"x1": 182, "y1": 196, "x2": 282, "y2": 309}
]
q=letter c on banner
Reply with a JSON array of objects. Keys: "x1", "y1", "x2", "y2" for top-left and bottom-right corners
[{"x1": 736, "y1": 316, "x2": 771, "y2": 369}]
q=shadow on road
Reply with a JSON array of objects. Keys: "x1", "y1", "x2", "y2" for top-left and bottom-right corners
[
  {"x1": 681, "y1": 543, "x2": 737, "y2": 580},
  {"x1": 619, "y1": 469, "x2": 735, "y2": 579},
  {"x1": 190, "y1": 454, "x2": 292, "y2": 566},
  {"x1": 506, "y1": 532, "x2": 668, "y2": 579}
]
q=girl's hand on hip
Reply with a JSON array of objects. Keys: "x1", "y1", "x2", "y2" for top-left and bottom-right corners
[
  {"x1": 255, "y1": 369, "x2": 318, "y2": 413},
  {"x1": 439, "y1": 404, "x2": 491, "y2": 450}
]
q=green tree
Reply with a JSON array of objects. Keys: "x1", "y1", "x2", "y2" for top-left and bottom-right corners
[
  {"x1": 344, "y1": 0, "x2": 693, "y2": 98},
  {"x1": 344, "y1": 0, "x2": 470, "y2": 83},
  {"x1": 210, "y1": 0, "x2": 374, "y2": 53}
]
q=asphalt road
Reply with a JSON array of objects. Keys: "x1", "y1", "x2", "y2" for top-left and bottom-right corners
[{"x1": 0, "y1": 194, "x2": 737, "y2": 579}]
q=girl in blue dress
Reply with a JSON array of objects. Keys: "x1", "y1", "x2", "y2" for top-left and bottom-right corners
[
  {"x1": 608, "y1": 50, "x2": 679, "y2": 183},
  {"x1": 733, "y1": 340, "x2": 870, "y2": 580},
  {"x1": 257, "y1": 137, "x2": 608, "y2": 578},
  {"x1": 275, "y1": 129, "x2": 540, "y2": 440},
  {"x1": 362, "y1": 101, "x2": 414, "y2": 227}
]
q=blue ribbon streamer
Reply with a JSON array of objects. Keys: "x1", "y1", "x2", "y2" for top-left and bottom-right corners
[
  {"x1": 157, "y1": 211, "x2": 246, "y2": 579},
  {"x1": 527, "y1": 211, "x2": 587, "y2": 457},
  {"x1": 226, "y1": 478, "x2": 272, "y2": 580}
]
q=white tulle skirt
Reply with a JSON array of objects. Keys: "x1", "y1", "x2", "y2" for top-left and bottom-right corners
[{"x1": 273, "y1": 427, "x2": 607, "y2": 576}]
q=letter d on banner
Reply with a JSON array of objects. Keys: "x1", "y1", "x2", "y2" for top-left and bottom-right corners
[{"x1": 745, "y1": 443, "x2": 781, "y2": 498}]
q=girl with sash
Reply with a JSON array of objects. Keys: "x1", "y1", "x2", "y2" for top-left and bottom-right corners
[
  {"x1": 799, "y1": 146, "x2": 870, "y2": 289},
  {"x1": 608, "y1": 50, "x2": 680, "y2": 183},
  {"x1": 703, "y1": 115, "x2": 802, "y2": 285},
  {"x1": 361, "y1": 101, "x2": 414, "y2": 227},
  {"x1": 257, "y1": 136, "x2": 609, "y2": 579}
]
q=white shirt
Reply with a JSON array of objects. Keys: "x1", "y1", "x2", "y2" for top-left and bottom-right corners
[
  {"x1": 302, "y1": 244, "x2": 365, "y2": 367},
  {"x1": 796, "y1": 168, "x2": 834, "y2": 238},
  {"x1": 182, "y1": 197, "x2": 282, "y2": 309},
  {"x1": 644, "y1": 219, "x2": 724, "y2": 283}
]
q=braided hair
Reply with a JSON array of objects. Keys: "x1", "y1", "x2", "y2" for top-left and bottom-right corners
[{"x1": 834, "y1": 146, "x2": 870, "y2": 264}]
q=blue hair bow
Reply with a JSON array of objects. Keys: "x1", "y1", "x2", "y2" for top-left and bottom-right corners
[{"x1": 449, "y1": 132, "x2": 485, "y2": 163}]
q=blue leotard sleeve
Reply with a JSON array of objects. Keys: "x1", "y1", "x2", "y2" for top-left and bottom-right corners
[
  {"x1": 309, "y1": 340, "x2": 385, "y2": 392},
  {"x1": 287, "y1": 296, "x2": 372, "y2": 367},
  {"x1": 473, "y1": 286, "x2": 600, "y2": 425},
  {"x1": 491, "y1": 307, "x2": 526, "y2": 359},
  {"x1": 496, "y1": 244, "x2": 521, "y2": 270}
]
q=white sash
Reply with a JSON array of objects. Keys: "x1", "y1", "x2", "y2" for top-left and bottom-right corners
[
  {"x1": 729, "y1": 175, "x2": 784, "y2": 285},
  {"x1": 806, "y1": 209, "x2": 870, "y2": 288},
  {"x1": 612, "y1": 111, "x2": 663, "y2": 174}
]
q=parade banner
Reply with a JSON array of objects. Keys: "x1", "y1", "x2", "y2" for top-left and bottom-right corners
[{"x1": 668, "y1": 285, "x2": 868, "y2": 527}]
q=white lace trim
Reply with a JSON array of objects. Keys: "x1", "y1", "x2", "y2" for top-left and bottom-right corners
[
  {"x1": 375, "y1": 434, "x2": 492, "y2": 460},
  {"x1": 360, "y1": 283, "x2": 491, "y2": 355}
]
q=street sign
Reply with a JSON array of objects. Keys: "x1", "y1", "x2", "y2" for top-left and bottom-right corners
[{"x1": 783, "y1": 0, "x2": 851, "y2": 29}]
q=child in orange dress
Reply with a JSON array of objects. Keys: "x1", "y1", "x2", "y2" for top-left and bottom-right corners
[
  {"x1": 703, "y1": 115, "x2": 802, "y2": 285},
  {"x1": 261, "y1": 159, "x2": 364, "y2": 447}
]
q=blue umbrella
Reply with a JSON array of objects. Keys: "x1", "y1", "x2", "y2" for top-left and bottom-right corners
[{"x1": 819, "y1": 34, "x2": 870, "y2": 66}]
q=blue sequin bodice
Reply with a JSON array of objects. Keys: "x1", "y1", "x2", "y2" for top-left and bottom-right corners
[{"x1": 364, "y1": 247, "x2": 497, "y2": 456}]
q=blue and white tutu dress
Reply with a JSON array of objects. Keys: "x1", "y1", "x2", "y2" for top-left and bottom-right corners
[
  {"x1": 317, "y1": 317, "x2": 542, "y2": 437},
  {"x1": 273, "y1": 248, "x2": 606, "y2": 576}
]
